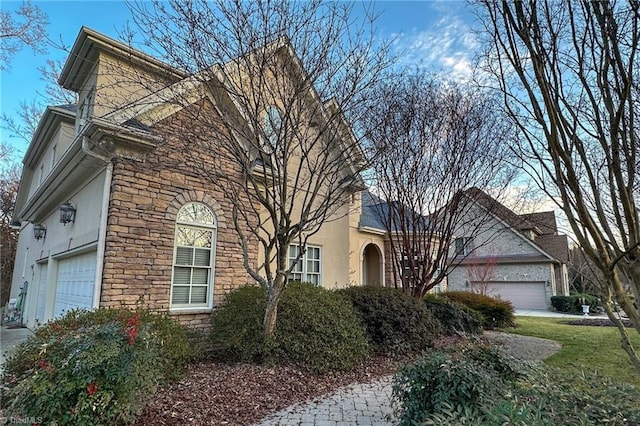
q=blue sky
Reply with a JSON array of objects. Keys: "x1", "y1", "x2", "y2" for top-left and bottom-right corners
[{"x1": 1, "y1": 0, "x2": 480, "y2": 156}]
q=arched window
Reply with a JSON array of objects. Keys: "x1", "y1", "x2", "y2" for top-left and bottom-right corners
[
  {"x1": 263, "y1": 105, "x2": 282, "y2": 150},
  {"x1": 171, "y1": 202, "x2": 216, "y2": 309}
]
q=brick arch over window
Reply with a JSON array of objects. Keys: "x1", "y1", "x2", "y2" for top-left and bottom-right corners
[{"x1": 165, "y1": 191, "x2": 227, "y2": 229}]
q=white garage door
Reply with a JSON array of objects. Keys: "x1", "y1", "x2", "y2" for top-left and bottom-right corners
[
  {"x1": 487, "y1": 282, "x2": 547, "y2": 310},
  {"x1": 54, "y1": 251, "x2": 97, "y2": 318}
]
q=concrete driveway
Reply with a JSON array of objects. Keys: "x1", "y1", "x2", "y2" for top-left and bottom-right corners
[
  {"x1": 515, "y1": 309, "x2": 609, "y2": 319},
  {"x1": 0, "y1": 325, "x2": 33, "y2": 374}
]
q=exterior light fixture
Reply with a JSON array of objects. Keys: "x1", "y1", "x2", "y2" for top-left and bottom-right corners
[
  {"x1": 33, "y1": 224, "x2": 46, "y2": 240},
  {"x1": 59, "y1": 201, "x2": 76, "y2": 225}
]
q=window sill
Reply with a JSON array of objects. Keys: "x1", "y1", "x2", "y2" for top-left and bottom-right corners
[{"x1": 168, "y1": 308, "x2": 213, "y2": 315}]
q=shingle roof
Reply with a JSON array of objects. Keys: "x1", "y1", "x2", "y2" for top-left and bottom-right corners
[
  {"x1": 534, "y1": 234, "x2": 570, "y2": 263},
  {"x1": 56, "y1": 104, "x2": 78, "y2": 113},
  {"x1": 359, "y1": 190, "x2": 387, "y2": 231},
  {"x1": 520, "y1": 211, "x2": 557, "y2": 234},
  {"x1": 359, "y1": 190, "x2": 432, "y2": 233}
]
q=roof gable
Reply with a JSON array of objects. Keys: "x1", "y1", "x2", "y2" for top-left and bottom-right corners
[{"x1": 462, "y1": 188, "x2": 567, "y2": 263}]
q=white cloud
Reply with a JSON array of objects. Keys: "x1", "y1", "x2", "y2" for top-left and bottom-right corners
[{"x1": 392, "y1": 14, "x2": 480, "y2": 82}]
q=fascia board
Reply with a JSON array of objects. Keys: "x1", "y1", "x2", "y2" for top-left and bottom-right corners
[
  {"x1": 60, "y1": 26, "x2": 186, "y2": 92},
  {"x1": 23, "y1": 107, "x2": 76, "y2": 168},
  {"x1": 18, "y1": 136, "x2": 101, "y2": 222}
]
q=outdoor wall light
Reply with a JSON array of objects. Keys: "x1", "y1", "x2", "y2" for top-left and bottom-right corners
[
  {"x1": 33, "y1": 224, "x2": 46, "y2": 240},
  {"x1": 59, "y1": 201, "x2": 76, "y2": 225}
]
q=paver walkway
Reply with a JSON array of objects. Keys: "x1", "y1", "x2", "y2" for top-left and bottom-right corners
[{"x1": 254, "y1": 376, "x2": 396, "y2": 426}]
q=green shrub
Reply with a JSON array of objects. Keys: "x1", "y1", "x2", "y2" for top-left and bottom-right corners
[
  {"x1": 423, "y1": 368, "x2": 640, "y2": 425},
  {"x1": 440, "y1": 291, "x2": 515, "y2": 328},
  {"x1": 391, "y1": 347, "x2": 524, "y2": 425},
  {"x1": 211, "y1": 285, "x2": 268, "y2": 363},
  {"x1": 211, "y1": 282, "x2": 370, "y2": 373},
  {"x1": 337, "y1": 286, "x2": 441, "y2": 353},
  {"x1": 423, "y1": 295, "x2": 482, "y2": 336},
  {"x1": 393, "y1": 346, "x2": 640, "y2": 425},
  {"x1": 275, "y1": 282, "x2": 370, "y2": 372},
  {"x1": 551, "y1": 293, "x2": 600, "y2": 314},
  {"x1": 1, "y1": 308, "x2": 191, "y2": 425}
]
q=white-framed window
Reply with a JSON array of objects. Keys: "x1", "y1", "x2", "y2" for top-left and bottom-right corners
[
  {"x1": 454, "y1": 237, "x2": 474, "y2": 256},
  {"x1": 263, "y1": 105, "x2": 282, "y2": 151},
  {"x1": 76, "y1": 87, "x2": 95, "y2": 133},
  {"x1": 51, "y1": 144, "x2": 57, "y2": 169},
  {"x1": 402, "y1": 252, "x2": 419, "y2": 279},
  {"x1": 170, "y1": 202, "x2": 216, "y2": 309},
  {"x1": 288, "y1": 244, "x2": 322, "y2": 285}
]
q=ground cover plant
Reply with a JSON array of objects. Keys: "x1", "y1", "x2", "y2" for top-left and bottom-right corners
[
  {"x1": 506, "y1": 317, "x2": 640, "y2": 388},
  {"x1": 391, "y1": 347, "x2": 522, "y2": 425},
  {"x1": 337, "y1": 286, "x2": 441, "y2": 353},
  {"x1": 211, "y1": 282, "x2": 370, "y2": 372},
  {"x1": 392, "y1": 346, "x2": 640, "y2": 425},
  {"x1": 1, "y1": 308, "x2": 192, "y2": 426}
]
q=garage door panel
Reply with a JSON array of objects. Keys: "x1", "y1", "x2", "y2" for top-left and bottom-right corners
[
  {"x1": 54, "y1": 252, "x2": 96, "y2": 318},
  {"x1": 487, "y1": 282, "x2": 547, "y2": 310}
]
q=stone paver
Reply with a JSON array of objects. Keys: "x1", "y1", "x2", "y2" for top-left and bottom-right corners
[{"x1": 254, "y1": 376, "x2": 396, "y2": 426}]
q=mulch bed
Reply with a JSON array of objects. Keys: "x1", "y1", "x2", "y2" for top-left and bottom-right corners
[
  {"x1": 565, "y1": 318, "x2": 635, "y2": 328},
  {"x1": 135, "y1": 354, "x2": 405, "y2": 426}
]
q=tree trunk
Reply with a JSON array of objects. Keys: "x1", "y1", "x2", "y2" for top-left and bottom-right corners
[
  {"x1": 263, "y1": 248, "x2": 289, "y2": 337},
  {"x1": 603, "y1": 298, "x2": 640, "y2": 371},
  {"x1": 263, "y1": 293, "x2": 279, "y2": 338}
]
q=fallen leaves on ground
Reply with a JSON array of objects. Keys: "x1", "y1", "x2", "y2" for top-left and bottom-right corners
[{"x1": 135, "y1": 354, "x2": 403, "y2": 426}]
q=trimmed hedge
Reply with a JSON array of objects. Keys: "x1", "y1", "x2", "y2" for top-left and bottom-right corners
[
  {"x1": 210, "y1": 285, "x2": 268, "y2": 363},
  {"x1": 439, "y1": 291, "x2": 515, "y2": 328},
  {"x1": 337, "y1": 286, "x2": 441, "y2": 353},
  {"x1": 1, "y1": 308, "x2": 192, "y2": 425},
  {"x1": 551, "y1": 293, "x2": 600, "y2": 314},
  {"x1": 423, "y1": 295, "x2": 483, "y2": 335},
  {"x1": 211, "y1": 282, "x2": 370, "y2": 372}
]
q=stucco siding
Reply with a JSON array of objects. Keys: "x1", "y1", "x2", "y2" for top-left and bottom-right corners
[{"x1": 11, "y1": 170, "x2": 107, "y2": 328}]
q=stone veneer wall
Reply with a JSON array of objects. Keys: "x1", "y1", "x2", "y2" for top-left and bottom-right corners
[{"x1": 100, "y1": 108, "x2": 257, "y2": 330}]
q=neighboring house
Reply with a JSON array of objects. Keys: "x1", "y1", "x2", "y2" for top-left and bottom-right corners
[
  {"x1": 446, "y1": 188, "x2": 570, "y2": 310},
  {"x1": 9, "y1": 27, "x2": 386, "y2": 329}
]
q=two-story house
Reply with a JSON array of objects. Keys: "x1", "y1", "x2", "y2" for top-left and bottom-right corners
[{"x1": 9, "y1": 27, "x2": 387, "y2": 329}]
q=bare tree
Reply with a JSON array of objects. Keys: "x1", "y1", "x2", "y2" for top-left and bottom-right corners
[
  {"x1": 124, "y1": 0, "x2": 391, "y2": 336},
  {"x1": 0, "y1": 145, "x2": 20, "y2": 306},
  {"x1": 362, "y1": 72, "x2": 516, "y2": 297},
  {"x1": 2, "y1": 59, "x2": 76, "y2": 144},
  {"x1": 0, "y1": 1, "x2": 48, "y2": 70},
  {"x1": 467, "y1": 247, "x2": 498, "y2": 295},
  {"x1": 477, "y1": 0, "x2": 640, "y2": 369}
]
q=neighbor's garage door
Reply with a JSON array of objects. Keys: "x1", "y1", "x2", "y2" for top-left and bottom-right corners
[
  {"x1": 488, "y1": 282, "x2": 547, "y2": 310},
  {"x1": 54, "y1": 251, "x2": 97, "y2": 318}
]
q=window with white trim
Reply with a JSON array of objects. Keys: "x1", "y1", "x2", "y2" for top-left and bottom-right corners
[
  {"x1": 263, "y1": 106, "x2": 282, "y2": 151},
  {"x1": 454, "y1": 237, "x2": 474, "y2": 256},
  {"x1": 171, "y1": 202, "x2": 216, "y2": 309},
  {"x1": 51, "y1": 144, "x2": 57, "y2": 169},
  {"x1": 288, "y1": 244, "x2": 322, "y2": 285}
]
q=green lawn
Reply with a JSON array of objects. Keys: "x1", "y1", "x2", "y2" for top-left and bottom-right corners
[{"x1": 505, "y1": 316, "x2": 640, "y2": 388}]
